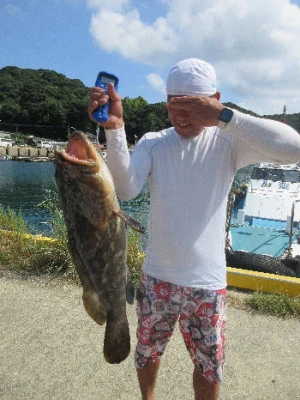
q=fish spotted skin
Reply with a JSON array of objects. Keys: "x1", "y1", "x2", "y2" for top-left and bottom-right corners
[{"x1": 55, "y1": 131, "x2": 130, "y2": 364}]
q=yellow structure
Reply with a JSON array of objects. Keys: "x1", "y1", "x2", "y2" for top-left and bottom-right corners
[{"x1": 227, "y1": 266, "x2": 300, "y2": 297}]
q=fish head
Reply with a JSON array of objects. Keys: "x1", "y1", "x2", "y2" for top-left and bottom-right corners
[
  {"x1": 55, "y1": 131, "x2": 117, "y2": 228},
  {"x1": 56, "y1": 130, "x2": 103, "y2": 172}
]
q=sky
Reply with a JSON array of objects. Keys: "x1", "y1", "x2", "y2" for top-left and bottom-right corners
[{"x1": 1, "y1": 0, "x2": 300, "y2": 115}]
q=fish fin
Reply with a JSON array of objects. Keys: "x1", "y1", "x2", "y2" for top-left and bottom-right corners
[
  {"x1": 82, "y1": 284, "x2": 107, "y2": 325},
  {"x1": 113, "y1": 209, "x2": 145, "y2": 233},
  {"x1": 104, "y1": 315, "x2": 131, "y2": 364}
]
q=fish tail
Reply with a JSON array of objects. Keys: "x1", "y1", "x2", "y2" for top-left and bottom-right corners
[{"x1": 104, "y1": 315, "x2": 130, "y2": 364}]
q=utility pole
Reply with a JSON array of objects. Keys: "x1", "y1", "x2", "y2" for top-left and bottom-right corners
[{"x1": 281, "y1": 105, "x2": 287, "y2": 123}]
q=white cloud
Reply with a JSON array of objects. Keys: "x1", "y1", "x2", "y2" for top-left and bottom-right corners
[
  {"x1": 89, "y1": 8, "x2": 176, "y2": 65},
  {"x1": 87, "y1": 0, "x2": 130, "y2": 12},
  {"x1": 5, "y1": 4, "x2": 22, "y2": 16},
  {"x1": 87, "y1": 0, "x2": 300, "y2": 114},
  {"x1": 146, "y1": 73, "x2": 166, "y2": 94}
]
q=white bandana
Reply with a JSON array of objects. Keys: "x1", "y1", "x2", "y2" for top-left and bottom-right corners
[{"x1": 166, "y1": 58, "x2": 217, "y2": 96}]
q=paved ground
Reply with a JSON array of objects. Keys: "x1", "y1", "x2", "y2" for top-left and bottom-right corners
[{"x1": 1, "y1": 272, "x2": 299, "y2": 400}]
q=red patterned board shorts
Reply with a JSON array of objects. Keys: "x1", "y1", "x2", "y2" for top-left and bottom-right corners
[{"x1": 135, "y1": 272, "x2": 226, "y2": 384}]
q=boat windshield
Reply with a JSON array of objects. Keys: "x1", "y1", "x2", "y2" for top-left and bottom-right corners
[
  {"x1": 284, "y1": 170, "x2": 300, "y2": 183},
  {"x1": 251, "y1": 167, "x2": 300, "y2": 183}
]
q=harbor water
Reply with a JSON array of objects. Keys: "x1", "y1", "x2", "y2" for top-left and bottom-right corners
[
  {"x1": 0, "y1": 160, "x2": 150, "y2": 237},
  {"x1": 0, "y1": 160, "x2": 252, "y2": 237}
]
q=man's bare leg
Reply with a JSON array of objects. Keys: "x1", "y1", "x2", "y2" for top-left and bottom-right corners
[
  {"x1": 193, "y1": 365, "x2": 220, "y2": 400},
  {"x1": 137, "y1": 359, "x2": 161, "y2": 400}
]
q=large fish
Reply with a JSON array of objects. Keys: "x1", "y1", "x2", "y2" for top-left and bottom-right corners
[{"x1": 55, "y1": 131, "x2": 144, "y2": 364}]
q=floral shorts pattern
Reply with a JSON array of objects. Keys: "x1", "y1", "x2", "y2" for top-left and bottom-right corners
[{"x1": 135, "y1": 272, "x2": 227, "y2": 384}]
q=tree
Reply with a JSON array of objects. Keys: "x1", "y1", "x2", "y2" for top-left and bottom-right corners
[
  {"x1": 0, "y1": 66, "x2": 90, "y2": 139},
  {"x1": 0, "y1": 66, "x2": 299, "y2": 140},
  {"x1": 140, "y1": 102, "x2": 171, "y2": 134},
  {"x1": 122, "y1": 96, "x2": 149, "y2": 143},
  {"x1": 0, "y1": 99, "x2": 21, "y2": 121}
]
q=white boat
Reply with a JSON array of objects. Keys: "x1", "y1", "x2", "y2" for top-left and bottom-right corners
[
  {"x1": 227, "y1": 162, "x2": 300, "y2": 277},
  {"x1": 0, "y1": 155, "x2": 12, "y2": 161}
]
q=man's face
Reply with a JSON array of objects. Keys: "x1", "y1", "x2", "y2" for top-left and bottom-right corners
[{"x1": 167, "y1": 93, "x2": 219, "y2": 139}]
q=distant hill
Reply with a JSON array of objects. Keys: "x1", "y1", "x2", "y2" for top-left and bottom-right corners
[
  {"x1": 0, "y1": 66, "x2": 299, "y2": 141},
  {"x1": 225, "y1": 102, "x2": 300, "y2": 132},
  {"x1": 262, "y1": 112, "x2": 300, "y2": 133},
  {"x1": 224, "y1": 102, "x2": 259, "y2": 117},
  {"x1": 0, "y1": 66, "x2": 90, "y2": 139}
]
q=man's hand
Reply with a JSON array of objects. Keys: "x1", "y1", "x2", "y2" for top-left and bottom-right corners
[
  {"x1": 88, "y1": 83, "x2": 124, "y2": 129},
  {"x1": 167, "y1": 95, "x2": 224, "y2": 128}
]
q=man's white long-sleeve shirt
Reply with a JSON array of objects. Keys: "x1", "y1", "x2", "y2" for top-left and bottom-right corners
[{"x1": 105, "y1": 110, "x2": 300, "y2": 289}]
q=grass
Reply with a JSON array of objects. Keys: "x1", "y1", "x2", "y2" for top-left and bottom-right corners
[
  {"x1": 126, "y1": 228, "x2": 145, "y2": 287},
  {"x1": 246, "y1": 291, "x2": 300, "y2": 318},
  {"x1": 0, "y1": 197, "x2": 299, "y2": 319},
  {"x1": 0, "y1": 206, "x2": 48, "y2": 271},
  {"x1": 0, "y1": 191, "x2": 145, "y2": 283}
]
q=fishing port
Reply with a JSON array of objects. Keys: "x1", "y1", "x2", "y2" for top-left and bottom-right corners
[
  {"x1": 0, "y1": 148, "x2": 54, "y2": 161},
  {"x1": 0, "y1": 129, "x2": 68, "y2": 160}
]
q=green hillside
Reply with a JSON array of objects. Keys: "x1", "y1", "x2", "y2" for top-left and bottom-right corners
[{"x1": 0, "y1": 66, "x2": 299, "y2": 143}]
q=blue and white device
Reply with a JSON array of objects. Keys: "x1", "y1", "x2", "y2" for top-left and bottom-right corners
[{"x1": 92, "y1": 71, "x2": 119, "y2": 123}]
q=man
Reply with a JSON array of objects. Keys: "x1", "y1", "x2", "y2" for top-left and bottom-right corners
[{"x1": 88, "y1": 58, "x2": 300, "y2": 400}]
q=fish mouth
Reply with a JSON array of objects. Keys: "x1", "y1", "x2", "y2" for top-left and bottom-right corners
[{"x1": 56, "y1": 131, "x2": 99, "y2": 168}]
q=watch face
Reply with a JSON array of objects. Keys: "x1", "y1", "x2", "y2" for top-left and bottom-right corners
[{"x1": 220, "y1": 108, "x2": 233, "y2": 123}]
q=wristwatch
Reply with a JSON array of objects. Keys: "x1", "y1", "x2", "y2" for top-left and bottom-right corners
[{"x1": 218, "y1": 108, "x2": 233, "y2": 128}]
